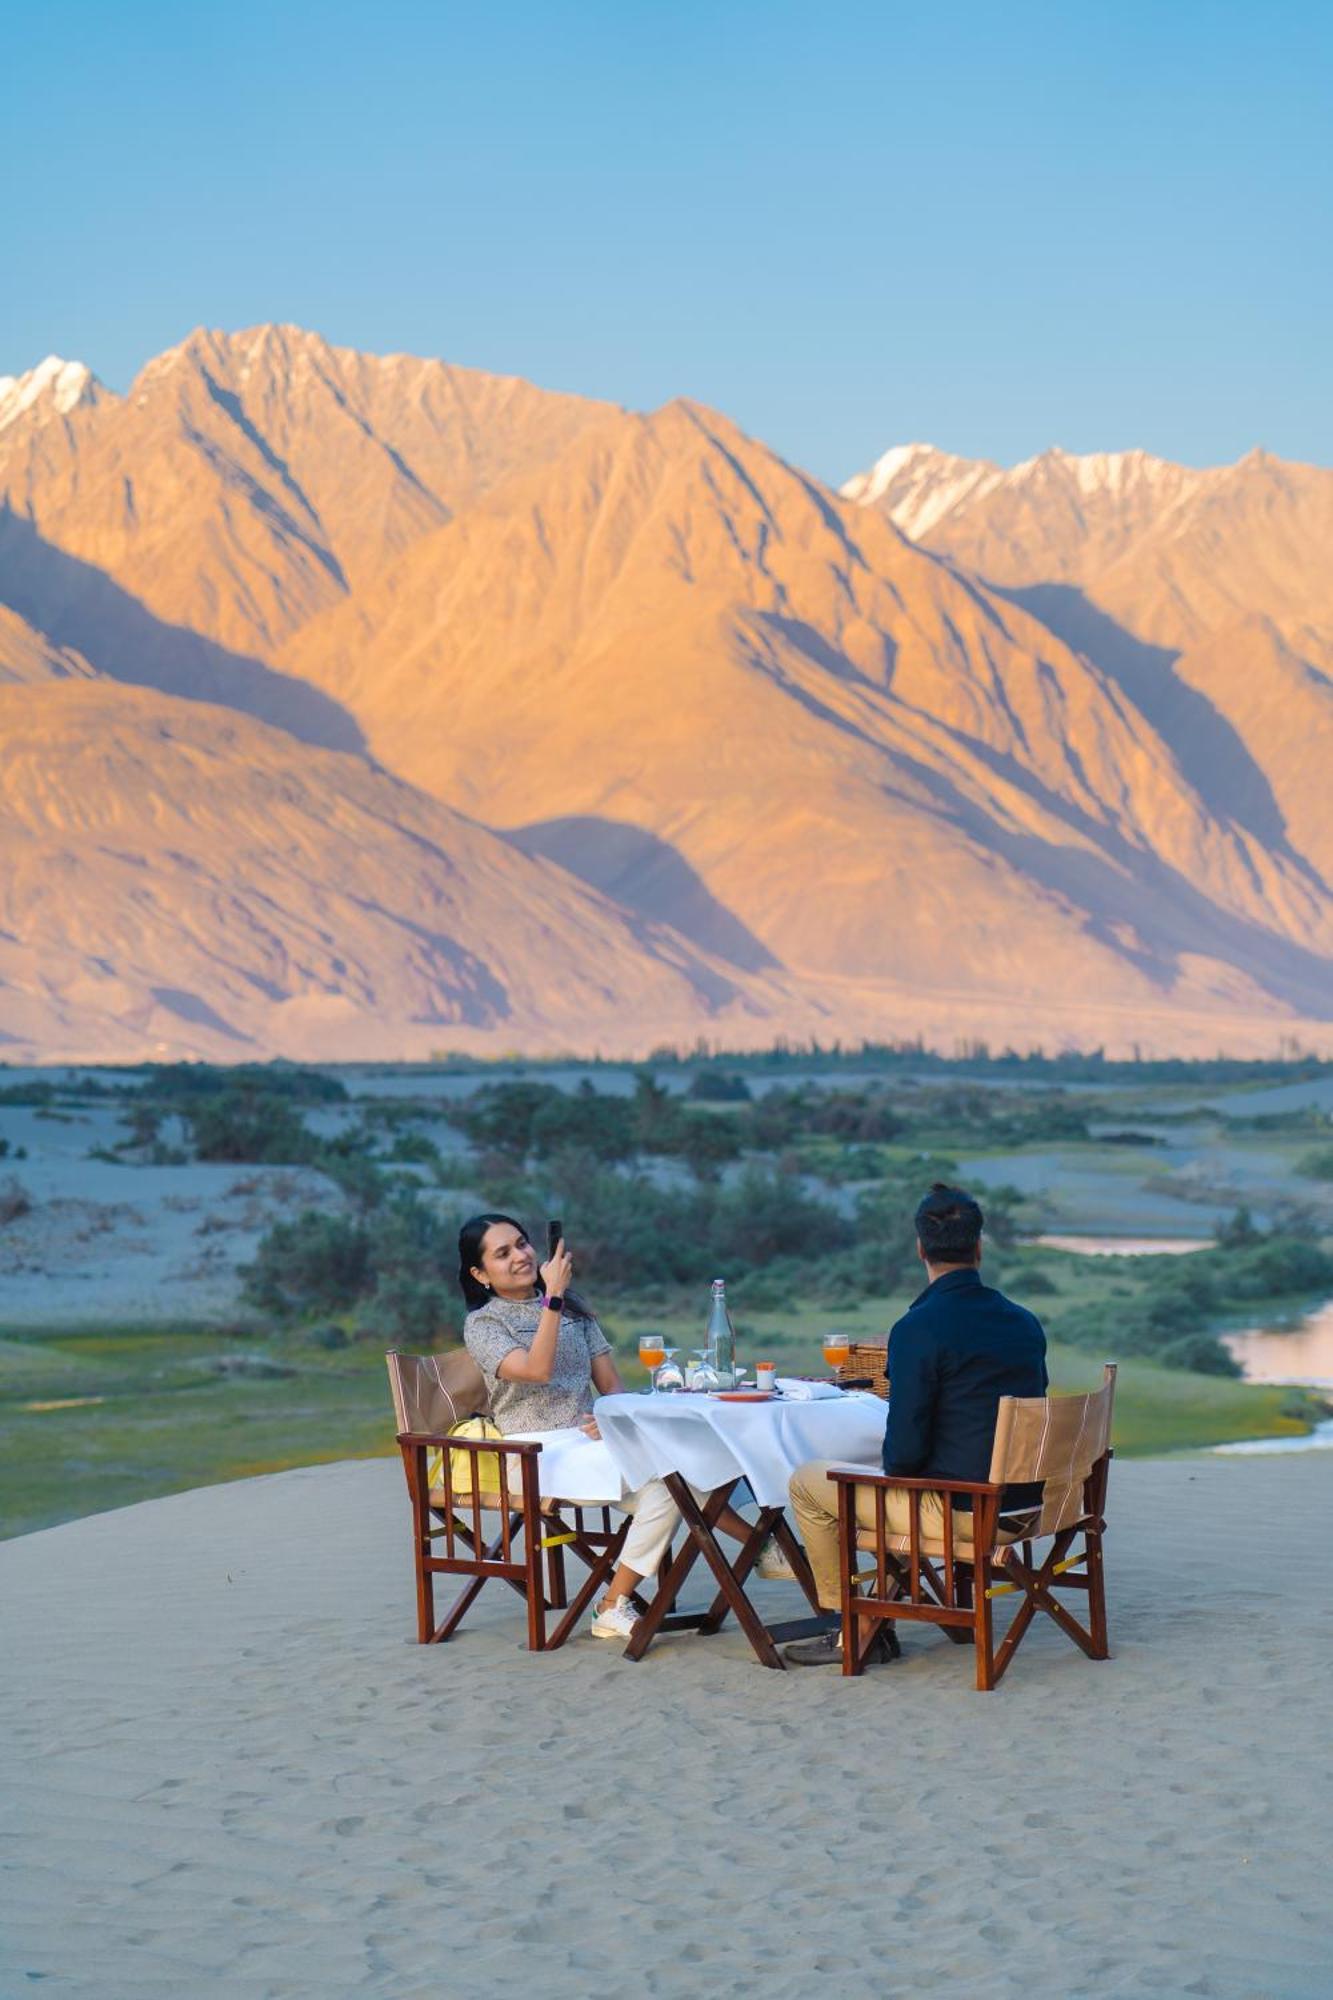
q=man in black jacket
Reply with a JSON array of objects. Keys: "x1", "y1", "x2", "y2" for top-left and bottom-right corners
[{"x1": 783, "y1": 1182, "x2": 1048, "y2": 1666}]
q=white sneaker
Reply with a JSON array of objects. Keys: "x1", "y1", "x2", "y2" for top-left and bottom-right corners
[
  {"x1": 590, "y1": 1594, "x2": 640, "y2": 1640},
  {"x1": 754, "y1": 1537, "x2": 797, "y2": 1582}
]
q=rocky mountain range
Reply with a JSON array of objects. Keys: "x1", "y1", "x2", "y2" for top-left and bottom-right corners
[{"x1": 1, "y1": 326, "x2": 1329, "y2": 1061}]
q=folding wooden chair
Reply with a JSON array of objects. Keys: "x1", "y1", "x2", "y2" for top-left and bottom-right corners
[
  {"x1": 830, "y1": 1363, "x2": 1116, "y2": 1689},
  {"x1": 386, "y1": 1349, "x2": 629, "y2": 1651}
]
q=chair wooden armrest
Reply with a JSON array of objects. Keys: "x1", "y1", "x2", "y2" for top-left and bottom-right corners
[
  {"x1": 395, "y1": 1429, "x2": 542, "y2": 1454},
  {"x1": 827, "y1": 1468, "x2": 1000, "y2": 1498}
]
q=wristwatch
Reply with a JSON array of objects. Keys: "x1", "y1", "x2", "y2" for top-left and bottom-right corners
[{"x1": 542, "y1": 1293, "x2": 565, "y2": 1313}]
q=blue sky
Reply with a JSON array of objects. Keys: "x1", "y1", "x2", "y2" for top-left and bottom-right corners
[{"x1": 5, "y1": 0, "x2": 1330, "y2": 480}]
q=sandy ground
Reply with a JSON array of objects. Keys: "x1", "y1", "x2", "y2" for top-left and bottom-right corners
[
  {"x1": 3, "y1": 1453, "x2": 1331, "y2": 1999},
  {"x1": 0, "y1": 1102, "x2": 342, "y2": 1325}
]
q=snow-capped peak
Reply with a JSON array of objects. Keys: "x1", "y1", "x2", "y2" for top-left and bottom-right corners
[
  {"x1": 1008, "y1": 445, "x2": 1183, "y2": 498},
  {"x1": 843, "y1": 437, "x2": 1214, "y2": 539},
  {"x1": 0, "y1": 355, "x2": 102, "y2": 434},
  {"x1": 840, "y1": 442, "x2": 1003, "y2": 538}
]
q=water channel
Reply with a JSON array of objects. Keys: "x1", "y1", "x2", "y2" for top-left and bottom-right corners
[{"x1": 1032, "y1": 1235, "x2": 1333, "y2": 1449}]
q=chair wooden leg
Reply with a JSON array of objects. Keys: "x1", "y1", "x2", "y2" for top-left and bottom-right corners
[
  {"x1": 973, "y1": 1559, "x2": 995, "y2": 1691},
  {"x1": 655, "y1": 1547, "x2": 679, "y2": 1615},
  {"x1": 433, "y1": 1573, "x2": 488, "y2": 1643},
  {"x1": 414, "y1": 1553, "x2": 434, "y2": 1644},
  {"x1": 408, "y1": 1450, "x2": 434, "y2": 1644},
  {"x1": 521, "y1": 1465, "x2": 547, "y2": 1652},
  {"x1": 942, "y1": 1565, "x2": 973, "y2": 1644},
  {"x1": 1086, "y1": 1527, "x2": 1110, "y2": 1659},
  {"x1": 771, "y1": 1511, "x2": 823, "y2": 1614},
  {"x1": 838, "y1": 1483, "x2": 863, "y2": 1677},
  {"x1": 545, "y1": 1519, "x2": 631, "y2": 1651},
  {"x1": 546, "y1": 1536, "x2": 569, "y2": 1609}
]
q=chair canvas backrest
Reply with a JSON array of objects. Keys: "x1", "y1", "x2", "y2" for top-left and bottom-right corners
[
  {"x1": 988, "y1": 1364, "x2": 1116, "y2": 1534},
  {"x1": 385, "y1": 1349, "x2": 491, "y2": 1438}
]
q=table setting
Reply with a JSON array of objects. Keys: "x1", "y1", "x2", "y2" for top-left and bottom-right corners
[{"x1": 591, "y1": 1299, "x2": 888, "y2": 1668}]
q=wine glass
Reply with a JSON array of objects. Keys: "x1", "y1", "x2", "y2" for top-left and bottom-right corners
[
  {"x1": 822, "y1": 1330, "x2": 851, "y2": 1379},
  {"x1": 655, "y1": 1346, "x2": 684, "y2": 1391},
  {"x1": 639, "y1": 1333, "x2": 666, "y2": 1391}
]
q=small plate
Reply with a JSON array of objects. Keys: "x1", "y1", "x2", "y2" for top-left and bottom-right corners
[{"x1": 715, "y1": 1389, "x2": 777, "y2": 1402}]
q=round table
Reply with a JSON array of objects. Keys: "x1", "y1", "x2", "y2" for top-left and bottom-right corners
[{"x1": 594, "y1": 1386, "x2": 886, "y2": 1508}]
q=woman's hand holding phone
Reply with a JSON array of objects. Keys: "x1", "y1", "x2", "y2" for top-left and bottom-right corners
[{"x1": 540, "y1": 1238, "x2": 573, "y2": 1300}]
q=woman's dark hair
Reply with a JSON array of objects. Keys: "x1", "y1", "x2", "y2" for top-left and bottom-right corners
[
  {"x1": 457, "y1": 1212, "x2": 592, "y2": 1319},
  {"x1": 458, "y1": 1212, "x2": 524, "y2": 1310},
  {"x1": 914, "y1": 1182, "x2": 984, "y2": 1263}
]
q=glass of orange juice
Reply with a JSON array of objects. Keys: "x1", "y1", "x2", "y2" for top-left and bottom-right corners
[
  {"x1": 822, "y1": 1330, "x2": 851, "y2": 1375},
  {"x1": 639, "y1": 1333, "x2": 666, "y2": 1390}
]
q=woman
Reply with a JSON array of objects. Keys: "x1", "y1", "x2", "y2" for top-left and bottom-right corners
[{"x1": 459, "y1": 1212, "x2": 767, "y2": 1640}]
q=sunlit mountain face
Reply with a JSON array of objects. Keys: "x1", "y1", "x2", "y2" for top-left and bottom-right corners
[{"x1": 2, "y1": 326, "x2": 1330, "y2": 1061}]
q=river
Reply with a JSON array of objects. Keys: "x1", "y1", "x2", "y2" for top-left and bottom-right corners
[{"x1": 1222, "y1": 1298, "x2": 1333, "y2": 1390}]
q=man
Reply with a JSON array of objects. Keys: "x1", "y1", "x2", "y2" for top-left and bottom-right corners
[{"x1": 782, "y1": 1182, "x2": 1048, "y2": 1667}]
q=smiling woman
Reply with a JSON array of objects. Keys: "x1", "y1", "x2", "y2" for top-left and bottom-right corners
[{"x1": 457, "y1": 1211, "x2": 761, "y2": 1636}]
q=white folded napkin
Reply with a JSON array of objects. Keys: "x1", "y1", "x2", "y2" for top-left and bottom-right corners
[{"x1": 774, "y1": 1377, "x2": 841, "y2": 1401}]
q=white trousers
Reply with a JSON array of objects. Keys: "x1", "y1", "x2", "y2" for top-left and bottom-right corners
[
  {"x1": 552, "y1": 1476, "x2": 709, "y2": 1580},
  {"x1": 617, "y1": 1478, "x2": 686, "y2": 1578}
]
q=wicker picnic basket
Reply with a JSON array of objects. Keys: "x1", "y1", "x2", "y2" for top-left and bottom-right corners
[{"x1": 834, "y1": 1341, "x2": 889, "y2": 1399}]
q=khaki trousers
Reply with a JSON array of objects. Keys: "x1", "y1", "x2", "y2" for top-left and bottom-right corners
[{"x1": 789, "y1": 1458, "x2": 960, "y2": 1612}]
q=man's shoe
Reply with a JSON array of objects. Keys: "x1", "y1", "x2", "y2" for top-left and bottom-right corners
[
  {"x1": 590, "y1": 1594, "x2": 640, "y2": 1640},
  {"x1": 754, "y1": 1536, "x2": 798, "y2": 1582},
  {"x1": 783, "y1": 1623, "x2": 902, "y2": 1668},
  {"x1": 783, "y1": 1628, "x2": 844, "y2": 1666}
]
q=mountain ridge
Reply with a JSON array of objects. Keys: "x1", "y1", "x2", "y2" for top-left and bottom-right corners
[{"x1": 2, "y1": 325, "x2": 1330, "y2": 1059}]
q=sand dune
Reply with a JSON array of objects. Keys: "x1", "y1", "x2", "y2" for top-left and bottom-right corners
[{"x1": 4, "y1": 1452, "x2": 1329, "y2": 1997}]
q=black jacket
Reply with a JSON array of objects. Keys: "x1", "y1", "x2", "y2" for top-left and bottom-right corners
[{"x1": 882, "y1": 1266, "x2": 1049, "y2": 1507}]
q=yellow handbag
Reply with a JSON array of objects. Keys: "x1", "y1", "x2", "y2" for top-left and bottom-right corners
[{"x1": 428, "y1": 1414, "x2": 513, "y2": 1510}]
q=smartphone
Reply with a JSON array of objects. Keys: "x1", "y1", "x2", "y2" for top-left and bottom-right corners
[{"x1": 546, "y1": 1217, "x2": 564, "y2": 1263}]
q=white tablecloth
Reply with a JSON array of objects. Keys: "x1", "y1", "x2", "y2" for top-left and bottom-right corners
[{"x1": 591, "y1": 1389, "x2": 887, "y2": 1509}]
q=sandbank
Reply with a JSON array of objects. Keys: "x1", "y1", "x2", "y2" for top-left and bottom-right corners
[{"x1": 3, "y1": 1453, "x2": 1331, "y2": 1997}]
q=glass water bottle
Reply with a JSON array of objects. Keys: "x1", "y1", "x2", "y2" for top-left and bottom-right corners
[{"x1": 705, "y1": 1277, "x2": 736, "y2": 1387}]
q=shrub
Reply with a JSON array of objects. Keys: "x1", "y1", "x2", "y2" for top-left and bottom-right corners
[
  {"x1": 141, "y1": 1062, "x2": 347, "y2": 1103},
  {"x1": 1156, "y1": 1332, "x2": 1242, "y2": 1377},
  {"x1": 1017, "y1": 1269, "x2": 1059, "y2": 1296},
  {"x1": 242, "y1": 1212, "x2": 372, "y2": 1317},
  {"x1": 187, "y1": 1091, "x2": 317, "y2": 1166},
  {"x1": 688, "y1": 1070, "x2": 752, "y2": 1102},
  {"x1": 0, "y1": 1176, "x2": 31, "y2": 1225},
  {"x1": 388, "y1": 1129, "x2": 441, "y2": 1165},
  {"x1": 305, "y1": 1324, "x2": 350, "y2": 1350},
  {"x1": 531, "y1": 1082, "x2": 636, "y2": 1163},
  {"x1": 358, "y1": 1274, "x2": 461, "y2": 1347},
  {"x1": 1215, "y1": 1205, "x2": 1263, "y2": 1249},
  {"x1": 1224, "y1": 1237, "x2": 1333, "y2": 1299}
]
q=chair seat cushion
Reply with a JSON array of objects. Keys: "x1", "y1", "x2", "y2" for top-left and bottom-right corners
[
  {"x1": 430, "y1": 1487, "x2": 511, "y2": 1513},
  {"x1": 856, "y1": 1511, "x2": 1045, "y2": 1558}
]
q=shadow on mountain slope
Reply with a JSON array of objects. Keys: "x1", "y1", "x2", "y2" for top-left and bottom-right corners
[
  {"x1": 0, "y1": 508, "x2": 366, "y2": 754},
  {"x1": 884, "y1": 737, "x2": 1333, "y2": 1019},
  {"x1": 505, "y1": 816, "x2": 780, "y2": 975},
  {"x1": 997, "y1": 581, "x2": 1293, "y2": 858}
]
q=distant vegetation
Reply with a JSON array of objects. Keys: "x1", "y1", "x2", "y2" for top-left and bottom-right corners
[
  {"x1": 5, "y1": 1052, "x2": 1333, "y2": 1538},
  {"x1": 41, "y1": 1057, "x2": 1320, "y2": 1381}
]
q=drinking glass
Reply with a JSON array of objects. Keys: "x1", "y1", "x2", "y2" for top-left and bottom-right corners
[
  {"x1": 639, "y1": 1333, "x2": 667, "y2": 1390},
  {"x1": 655, "y1": 1347, "x2": 684, "y2": 1392},
  {"x1": 822, "y1": 1331, "x2": 851, "y2": 1376}
]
